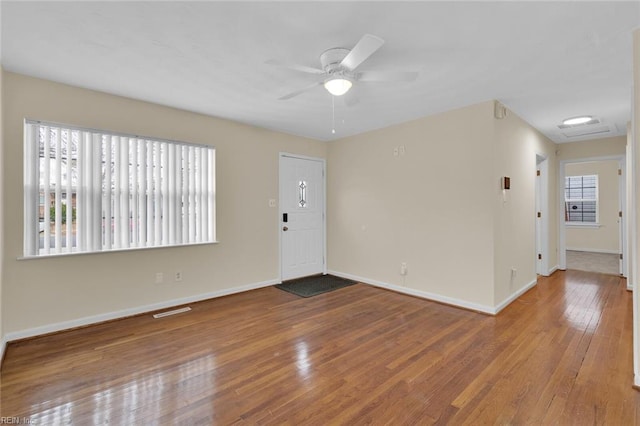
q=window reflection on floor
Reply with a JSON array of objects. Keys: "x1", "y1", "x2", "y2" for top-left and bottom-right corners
[
  {"x1": 563, "y1": 281, "x2": 603, "y2": 332},
  {"x1": 29, "y1": 354, "x2": 216, "y2": 425}
]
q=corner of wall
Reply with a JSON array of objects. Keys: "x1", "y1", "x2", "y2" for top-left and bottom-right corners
[
  {"x1": 631, "y1": 27, "x2": 640, "y2": 396},
  {"x1": 0, "y1": 64, "x2": 5, "y2": 363},
  {"x1": 1, "y1": 72, "x2": 326, "y2": 337},
  {"x1": 491, "y1": 105, "x2": 557, "y2": 309},
  {"x1": 327, "y1": 101, "x2": 496, "y2": 309}
]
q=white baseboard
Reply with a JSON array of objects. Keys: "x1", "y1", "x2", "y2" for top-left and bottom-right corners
[
  {"x1": 494, "y1": 279, "x2": 538, "y2": 314},
  {"x1": 566, "y1": 247, "x2": 618, "y2": 254},
  {"x1": 330, "y1": 270, "x2": 537, "y2": 316},
  {"x1": 4, "y1": 278, "x2": 280, "y2": 343},
  {"x1": 548, "y1": 265, "x2": 559, "y2": 275},
  {"x1": 635, "y1": 374, "x2": 640, "y2": 389},
  {"x1": 328, "y1": 270, "x2": 496, "y2": 315}
]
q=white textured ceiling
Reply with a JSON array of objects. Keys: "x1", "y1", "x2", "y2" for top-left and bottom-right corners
[{"x1": 1, "y1": 1, "x2": 639, "y2": 142}]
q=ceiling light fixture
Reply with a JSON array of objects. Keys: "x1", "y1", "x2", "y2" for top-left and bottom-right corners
[
  {"x1": 324, "y1": 78, "x2": 352, "y2": 96},
  {"x1": 562, "y1": 116, "x2": 592, "y2": 125}
]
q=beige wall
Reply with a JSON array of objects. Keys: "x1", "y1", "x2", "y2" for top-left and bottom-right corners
[
  {"x1": 327, "y1": 102, "x2": 496, "y2": 308},
  {"x1": 0, "y1": 71, "x2": 560, "y2": 336},
  {"x1": 0, "y1": 66, "x2": 4, "y2": 355},
  {"x1": 2, "y1": 71, "x2": 326, "y2": 335},
  {"x1": 626, "y1": 124, "x2": 633, "y2": 288},
  {"x1": 565, "y1": 161, "x2": 620, "y2": 253},
  {"x1": 557, "y1": 136, "x2": 626, "y2": 160},
  {"x1": 632, "y1": 27, "x2": 639, "y2": 389},
  {"x1": 326, "y1": 101, "x2": 557, "y2": 311},
  {"x1": 492, "y1": 108, "x2": 557, "y2": 306}
]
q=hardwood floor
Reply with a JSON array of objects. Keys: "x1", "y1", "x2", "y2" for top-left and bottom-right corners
[{"x1": 1, "y1": 270, "x2": 638, "y2": 424}]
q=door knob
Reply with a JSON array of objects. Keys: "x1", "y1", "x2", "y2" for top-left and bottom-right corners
[{"x1": 282, "y1": 226, "x2": 289, "y2": 231}]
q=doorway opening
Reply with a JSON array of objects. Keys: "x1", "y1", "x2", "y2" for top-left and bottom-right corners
[{"x1": 559, "y1": 156, "x2": 626, "y2": 277}]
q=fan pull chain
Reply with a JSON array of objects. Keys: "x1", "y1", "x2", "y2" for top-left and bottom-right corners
[{"x1": 331, "y1": 95, "x2": 336, "y2": 134}]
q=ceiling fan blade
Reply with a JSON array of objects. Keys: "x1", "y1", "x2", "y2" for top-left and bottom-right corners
[
  {"x1": 265, "y1": 59, "x2": 325, "y2": 75},
  {"x1": 278, "y1": 81, "x2": 323, "y2": 100},
  {"x1": 356, "y1": 71, "x2": 419, "y2": 82},
  {"x1": 340, "y1": 34, "x2": 385, "y2": 71}
]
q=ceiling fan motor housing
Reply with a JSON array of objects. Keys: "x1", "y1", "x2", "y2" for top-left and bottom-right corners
[{"x1": 320, "y1": 48, "x2": 351, "y2": 76}]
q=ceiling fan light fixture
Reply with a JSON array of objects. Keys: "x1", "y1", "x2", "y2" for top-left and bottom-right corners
[
  {"x1": 324, "y1": 78, "x2": 352, "y2": 96},
  {"x1": 562, "y1": 115, "x2": 592, "y2": 125}
]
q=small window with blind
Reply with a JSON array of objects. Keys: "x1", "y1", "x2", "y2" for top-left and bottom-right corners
[
  {"x1": 564, "y1": 174, "x2": 598, "y2": 224},
  {"x1": 23, "y1": 120, "x2": 216, "y2": 257}
]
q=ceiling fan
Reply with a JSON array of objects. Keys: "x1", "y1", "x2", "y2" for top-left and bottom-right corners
[{"x1": 267, "y1": 34, "x2": 418, "y2": 100}]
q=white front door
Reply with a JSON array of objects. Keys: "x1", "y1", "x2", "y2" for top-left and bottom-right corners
[{"x1": 279, "y1": 154, "x2": 325, "y2": 280}]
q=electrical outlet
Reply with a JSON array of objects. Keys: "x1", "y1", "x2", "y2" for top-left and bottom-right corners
[
  {"x1": 155, "y1": 272, "x2": 164, "y2": 284},
  {"x1": 175, "y1": 271, "x2": 183, "y2": 282},
  {"x1": 400, "y1": 262, "x2": 408, "y2": 276}
]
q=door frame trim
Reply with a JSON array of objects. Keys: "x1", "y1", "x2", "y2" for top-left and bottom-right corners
[
  {"x1": 558, "y1": 154, "x2": 626, "y2": 276},
  {"x1": 535, "y1": 153, "x2": 550, "y2": 276},
  {"x1": 278, "y1": 152, "x2": 327, "y2": 282}
]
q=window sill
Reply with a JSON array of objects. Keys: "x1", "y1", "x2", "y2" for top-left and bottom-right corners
[
  {"x1": 565, "y1": 222, "x2": 601, "y2": 229},
  {"x1": 18, "y1": 240, "x2": 219, "y2": 260}
]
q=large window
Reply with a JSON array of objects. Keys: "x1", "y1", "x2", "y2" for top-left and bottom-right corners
[
  {"x1": 564, "y1": 174, "x2": 597, "y2": 224},
  {"x1": 24, "y1": 120, "x2": 215, "y2": 257}
]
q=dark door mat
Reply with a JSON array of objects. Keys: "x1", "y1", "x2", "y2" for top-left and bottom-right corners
[{"x1": 275, "y1": 274, "x2": 357, "y2": 298}]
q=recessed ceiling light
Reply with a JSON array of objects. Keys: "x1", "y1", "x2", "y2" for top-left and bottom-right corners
[{"x1": 562, "y1": 116, "x2": 592, "y2": 125}]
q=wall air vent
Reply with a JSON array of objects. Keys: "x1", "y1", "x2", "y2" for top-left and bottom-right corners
[{"x1": 153, "y1": 306, "x2": 191, "y2": 318}]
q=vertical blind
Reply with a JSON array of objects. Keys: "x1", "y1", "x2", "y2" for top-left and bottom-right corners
[{"x1": 24, "y1": 120, "x2": 215, "y2": 256}]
